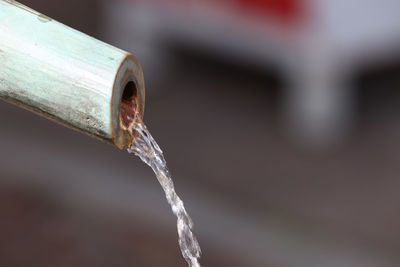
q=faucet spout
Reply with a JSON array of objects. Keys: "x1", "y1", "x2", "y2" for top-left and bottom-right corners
[{"x1": 0, "y1": 0, "x2": 145, "y2": 149}]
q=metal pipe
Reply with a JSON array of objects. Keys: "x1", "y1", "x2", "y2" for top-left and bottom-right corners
[{"x1": 0, "y1": 0, "x2": 145, "y2": 149}]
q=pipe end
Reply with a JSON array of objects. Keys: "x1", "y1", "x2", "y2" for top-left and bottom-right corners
[{"x1": 111, "y1": 54, "x2": 145, "y2": 149}]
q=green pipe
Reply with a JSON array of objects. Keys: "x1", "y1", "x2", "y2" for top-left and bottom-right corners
[{"x1": 0, "y1": 0, "x2": 145, "y2": 149}]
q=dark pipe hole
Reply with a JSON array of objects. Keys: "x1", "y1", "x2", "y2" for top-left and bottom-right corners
[
  {"x1": 120, "y1": 81, "x2": 138, "y2": 129},
  {"x1": 122, "y1": 81, "x2": 137, "y2": 101}
]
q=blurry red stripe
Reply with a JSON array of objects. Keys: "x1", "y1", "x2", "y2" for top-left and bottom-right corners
[
  {"x1": 237, "y1": 0, "x2": 302, "y2": 21},
  {"x1": 153, "y1": 0, "x2": 303, "y2": 23}
]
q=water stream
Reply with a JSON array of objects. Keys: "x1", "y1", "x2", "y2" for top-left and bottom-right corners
[{"x1": 127, "y1": 118, "x2": 201, "y2": 267}]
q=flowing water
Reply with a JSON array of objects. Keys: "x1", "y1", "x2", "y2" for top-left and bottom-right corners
[{"x1": 127, "y1": 118, "x2": 201, "y2": 267}]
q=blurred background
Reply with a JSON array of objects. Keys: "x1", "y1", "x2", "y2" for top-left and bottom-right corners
[{"x1": 1, "y1": 0, "x2": 400, "y2": 266}]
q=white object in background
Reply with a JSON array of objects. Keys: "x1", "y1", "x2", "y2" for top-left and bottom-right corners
[{"x1": 102, "y1": 0, "x2": 400, "y2": 148}]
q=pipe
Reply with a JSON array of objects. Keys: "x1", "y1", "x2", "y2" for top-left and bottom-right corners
[{"x1": 0, "y1": 0, "x2": 145, "y2": 149}]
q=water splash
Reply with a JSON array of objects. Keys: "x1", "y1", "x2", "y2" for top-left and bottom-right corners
[{"x1": 127, "y1": 118, "x2": 201, "y2": 267}]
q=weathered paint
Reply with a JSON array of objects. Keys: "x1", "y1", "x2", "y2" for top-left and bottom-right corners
[{"x1": 0, "y1": 0, "x2": 145, "y2": 149}]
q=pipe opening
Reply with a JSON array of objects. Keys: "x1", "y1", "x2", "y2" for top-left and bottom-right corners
[{"x1": 120, "y1": 81, "x2": 138, "y2": 129}]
